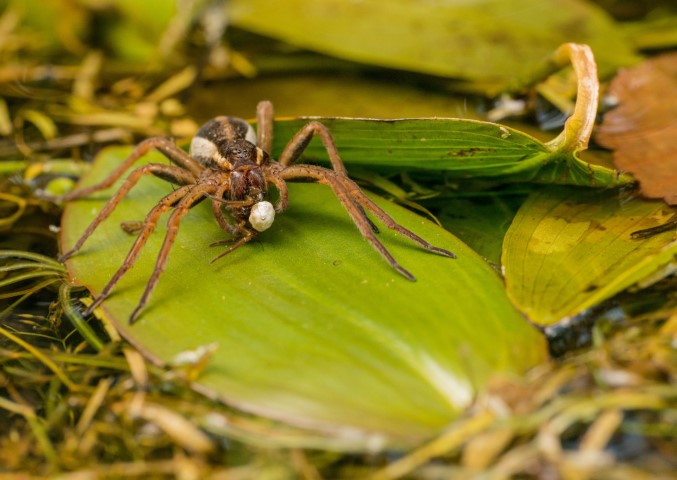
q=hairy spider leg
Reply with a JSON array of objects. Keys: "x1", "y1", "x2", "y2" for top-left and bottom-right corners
[
  {"x1": 337, "y1": 176, "x2": 456, "y2": 259},
  {"x1": 255, "y1": 100, "x2": 274, "y2": 153},
  {"x1": 277, "y1": 121, "x2": 348, "y2": 176},
  {"x1": 208, "y1": 231, "x2": 257, "y2": 265},
  {"x1": 255, "y1": 104, "x2": 374, "y2": 232},
  {"x1": 61, "y1": 164, "x2": 196, "y2": 261},
  {"x1": 274, "y1": 120, "x2": 380, "y2": 233},
  {"x1": 211, "y1": 199, "x2": 240, "y2": 235},
  {"x1": 61, "y1": 137, "x2": 204, "y2": 202},
  {"x1": 210, "y1": 181, "x2": 247, "y2": 236},
  {"x1": 204, "y1": 180, "x2": 258, "y2": 262},
  {"x1": 255, "y1": 101, "x2": 289, "y2": 213},
  {"x1": 129, "y1": 184, "x2": 218, "y2": 323},
  {"x1": 84, "y1": 185, "x2": 192, "y2": 316},
  {"x1": 279, "y1": 164, "x2": 421, "y2": 280},
  {"x1": 264, "y1": 172, "x2": 289, "y2": 213}
]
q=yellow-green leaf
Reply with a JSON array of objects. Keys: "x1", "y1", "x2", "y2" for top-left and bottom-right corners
[
  {"x1": 502, "y1": 186, "x2": 677, "y2": 326},
  {"x1": 61, "y1": 146, "x2": 547, "y2": 448}
]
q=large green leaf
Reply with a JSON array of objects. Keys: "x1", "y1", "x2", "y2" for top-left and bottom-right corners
[
  {"x1": 227, "y1": 0, "x2": 638, "y2": 90},
  {"x1": 502, "y1": 186, "x2": 677, "y2": 326},
  {"x1": 61, "y1": 146, "x2": 547, "y2": 448},
  {"x1": 268, "y1": 117, "x2": 630, "y2": 187}
]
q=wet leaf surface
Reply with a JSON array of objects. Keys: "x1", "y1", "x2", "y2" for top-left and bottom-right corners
[
  {"x1": 596, "y1": 52, "x2": 677, "y2": 204},
  {"x1": 61, "y1": 146, "x2": 547, "y2": 448},
  {"x1": 502, "y1": 186, "x2": 677, "y2": 326}
]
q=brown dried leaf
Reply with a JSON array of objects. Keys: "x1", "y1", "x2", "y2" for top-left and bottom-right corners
[{"x1": 596, "y1": 53, "x2": 677, "y2": 204}]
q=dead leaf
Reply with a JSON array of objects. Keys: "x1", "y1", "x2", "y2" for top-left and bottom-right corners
[{"x1": 596, "y1": 53, "x2": 677, "y2": 204}]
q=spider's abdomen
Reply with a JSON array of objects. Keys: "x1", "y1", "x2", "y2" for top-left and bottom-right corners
[{"x1": 189, "y1": 116, "x2": 258, "y2": 169}]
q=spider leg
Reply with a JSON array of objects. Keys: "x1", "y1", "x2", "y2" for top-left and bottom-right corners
[
  {"x1": 275, "y1": 121, "x2": 377, "y2": 229},
  {"x1": 265, "y1": 172, "x2": 289, "y2": 212},
  {"x1": 209, "y1": 229, "x2": 257, "y2": 264},
  {"x1": 280, "y1": 121, "x2": 446, "y2": 256},
  {"x1": 337, "y1": 175, "x2": 456, "y2": 259},
  {"x1": 207, "y1": 179, "x2": 256, "y2": 257},
  {"x1": 277, "y1": 120, "x2": 348, "y2": 176},
  {"x1": 208, "y1": 182, "x2": 258, "y2": 235},
  {"x1": 60, "y1": 137, "x2": 204, "y2": 201},
  {"x1": 256, "y1": 100, "x2": 274, "y2": 153},
  {"x1": 211, "y1": 200, "x2": 239, "y2": 235},
  {"x1": 129, "y1": 184, "x2": 217, "y2": 323},
  {"x1": 84, "y1": 185, "x2": 192, "y2": 315},
  {"x1": 61, "y1": 164, "x2": 196, "y2": 261},
  {"x1": 280, "y1": 165, "x2": 426, "y2": 280}
]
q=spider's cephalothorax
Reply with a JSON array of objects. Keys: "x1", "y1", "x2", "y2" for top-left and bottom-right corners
[
  {"x1": 189, "y1": 117, "x2": 271, "y2": 228},
  {"x1": 60, "y1": 101, "x2": 455, "y2": 323}
]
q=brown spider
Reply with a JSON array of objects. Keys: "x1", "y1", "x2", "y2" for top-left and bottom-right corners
[{"x1": 61, "y1": 101, "x2": 455, "y2": 323}]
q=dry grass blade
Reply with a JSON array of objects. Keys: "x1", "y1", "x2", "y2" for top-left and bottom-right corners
[
  {"x1": 0, "y1": 325, "x2": 77, "y2": 390},
  {"x1": 370, "y1": 411, "x2": 496, "y2": 480}
]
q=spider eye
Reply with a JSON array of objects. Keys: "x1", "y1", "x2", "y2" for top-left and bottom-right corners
[{"x1": 249, "y1": 201, "x2": 275, "y2": 232}]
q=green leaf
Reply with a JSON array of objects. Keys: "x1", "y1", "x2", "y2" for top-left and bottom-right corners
[
  {"x1": 227, "y1": 0, "x2": 639, "y2": 91},
  {"x1": 437, "y1": 192, "x2": 528, "y2": 265},
  {"x1": 502, "y1": 186, "x2": 677, "y2": 326},
  {"x1": 262, "y1": 45, "x2": 629, "y2": 189},
  {"x1": 61, "y1": 146, "x2": 547, "y2": 448},
  {"x1": 268, "y1": 117, "x2": 632, "y2": 187}
]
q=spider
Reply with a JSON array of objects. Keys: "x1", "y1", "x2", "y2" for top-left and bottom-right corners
[{"x1": 60, "y1": 101, "x2": 455, "y2": 323}]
